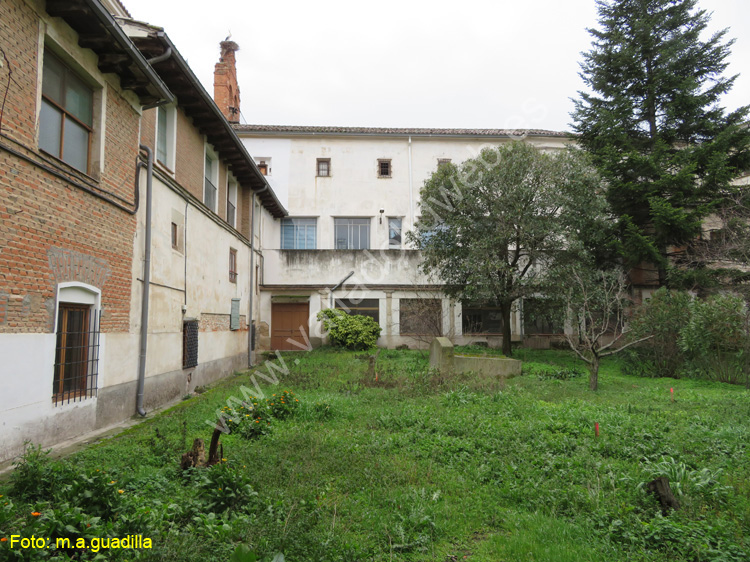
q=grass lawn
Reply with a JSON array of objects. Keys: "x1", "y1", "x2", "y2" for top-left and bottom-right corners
[{"x1": 2, "y1": 347, "x2": 749, "y2": 561}]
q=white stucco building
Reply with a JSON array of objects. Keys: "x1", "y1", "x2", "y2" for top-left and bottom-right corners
[{"x1": 236, "y1": 125, "x2": 572, "y2": 350}]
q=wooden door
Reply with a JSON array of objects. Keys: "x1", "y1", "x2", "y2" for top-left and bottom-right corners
[{"x1": 271, "y1": 302, "x2": 310, "y2": 350}]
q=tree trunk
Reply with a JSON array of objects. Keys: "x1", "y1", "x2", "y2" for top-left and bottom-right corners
[
  {"x1": 500, "y1": 301, "x2": 513, "y2": 357},
  {"x1": 589, "y1": 356, "x2": 600, "y2": 391}
]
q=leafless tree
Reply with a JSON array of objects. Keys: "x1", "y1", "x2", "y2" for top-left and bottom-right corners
[{"x1": 563, "y1": 267, "x2": 652, "y2": 390}]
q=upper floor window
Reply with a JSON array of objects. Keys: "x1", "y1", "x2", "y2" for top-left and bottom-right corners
[
  {"x1": 317, "y1": 158, "x2": 331, "y2": 177},
  {"x1": 257, "y1": 159, "x2": 269, "y2": 176},
  {"x1": 388, "y1": 217, "x2": 402, "y2": 249},
  {"x1": 229, "y1": 248, "x2": 238, "y2": 283},
  {"x1": 39, "y1": 51, "x2": 93, "y2": 173},
  {"x1": 335, "y1": 218, "x2": 370, "y2": 250},
  {"x1": 378, "y1": 159, "x2": 392, "y2": 178},
  {"x1": 281, "y1": 218, "x2": 317, "y2": 249},
  {"x1": 204, "y1": 148, "x2": 218, "y2": 212},
  {"x1": 227, "y1": 178, "x2": 238, "y2": 229},
  {"x1": 156, "y1": 105, "x2": 176, "y2": 170}
]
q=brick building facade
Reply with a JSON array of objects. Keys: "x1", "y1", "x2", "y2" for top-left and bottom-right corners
[{"x1": 0, "y1": 0, "x2": 285, "y2": 464}]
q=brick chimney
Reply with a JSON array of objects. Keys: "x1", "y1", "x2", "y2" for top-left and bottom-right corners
[{"x1": 214, "y1": 40, "x2": 241, "y2": 123}]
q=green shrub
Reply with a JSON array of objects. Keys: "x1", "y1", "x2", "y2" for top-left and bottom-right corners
[
  {"x1": 317, "y1": 308, "x2": 381, "y2": 350},
  {"x1": 266, "y1": 390, "x2": 299, "y2": 420},
  {"x1": 679, "y1": 294, "x2": 749, "y2": 384},
  {"x1": 625, "y1": 288, "x2": 692, "y2": 378}
]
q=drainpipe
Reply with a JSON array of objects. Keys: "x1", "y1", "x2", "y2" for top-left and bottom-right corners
[
  {"x1": 329, "y1": 271, "x2": 355, "y2": 308},
  {"x1": 136, "y1": 145, "x2": 154, "y2": 416},
  {"x1": 408, "y1": 136, "x2": 414, "y2": 232},
  {"x1": 248, "y1": 185, "x2": 268, "y2": 367}
]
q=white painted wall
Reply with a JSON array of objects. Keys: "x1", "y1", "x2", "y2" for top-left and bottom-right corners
[
  {"x1": 240, "y1": 138, "x2": 292, "y2": 210},
  {"x1": 129, "y1": 170, "x2": 253, "y2": 378},
  {"x1": 252, "y1": 133, "x2": 570, "y2": 252}
]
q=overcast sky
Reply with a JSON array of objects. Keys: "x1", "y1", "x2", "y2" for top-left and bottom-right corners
[{"x1": 122, "y1": 0, "x2": 750, "y2": 133}]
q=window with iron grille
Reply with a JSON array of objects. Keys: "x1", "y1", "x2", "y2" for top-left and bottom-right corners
[
  {"x1": 317, "y1": 158, "x2": 331, "y2": 177},
  {"x1": 183, "y1": 319, "x2": 199, "y2": 369},
  {"x1": 229, "y1": 248, "x2": 238, "y2": 283},
  {"x1": 462, "y1": 304, "x2": 504, "y2": 334},
  {"x1": 378, "y1": 159, "x2": 392, "y2": 178},
  {"x1": 399, "y1": 299, "x2": 442, "y2": 335},
  {"x1": 53, "y1": 304, "x2": 100, "y2": 405},
  {"x1": 39, "y1": 51, "x2": 93, "y2": 173},
  {"x1": 335, "y1": 298, "x2": 380, "y2": 323},
  {"x1": 522, "y1": 298, "x2": 565, "y2": 335}
]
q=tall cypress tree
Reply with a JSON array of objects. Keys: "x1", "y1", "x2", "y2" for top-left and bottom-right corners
[{"x1": 572, "y1": 0, "x2": 750, "y2": 284}]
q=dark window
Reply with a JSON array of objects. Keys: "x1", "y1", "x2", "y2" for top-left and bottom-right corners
[
  {"x1": 317, "y1": 158, "x2": 330, "y2": 177},
  {"x1": 523, "y1": 298, "x2": 565, "y2": 335},
  {"x1": 399, "y1": 299, "x2": 442, "y2": 335},
  {"x1": 281, "y1": 218, "x2": 317, "y2": 249},
  {"x1": 157, "y1": 105, "x2": 168, "y2": 165},
  {"x1": 183, "y1": 319, "x2": 199, "y2": 369},
  {"x1": 335, "y1": 298, "x2": 380, "y2": 323},
  {"x1": 53, "y1": 303, "x2": 99, "y2": 405},
  {"x1": 334, "y1": 218, "x2": 370, "y2": 249},
  {"x1": 378, "y1": 159, "x2": 391, "y2": 178},
  {"x1": 229, "y1": 249, "x2": 237, "y2": 283},
  {"x1": 204, "y1": 153, "x2": 217, "y2": 211},
  {"x1": 227, "y1": 181, "x2": 237, "y2": 229},
  {"x1": 171, "y1": 222, "x2": 179, "y2": 250},
  {"x1": 258, "y1": 160, "x2": 268, "y2": 175},
  {"x1": 462, "y1": 305, "x2": 504, "y2": 334},
  {"x1": 388, "y1": 217, "x2": 402, "y2": 249},
  {"x1": 40, "y1": 51, "x2": 93, "y2": 173}
]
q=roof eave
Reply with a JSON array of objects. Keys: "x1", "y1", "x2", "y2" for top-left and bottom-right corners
[
  {"x1": 118, "y1": 21, "x2": 287, "y2": 218},
  {"x1": 45, "y1": 0, "x2": 173, "y2": 106}
]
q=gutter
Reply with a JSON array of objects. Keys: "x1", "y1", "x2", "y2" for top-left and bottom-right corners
[
  {"x1": 408, "y1": 135, "x2": 414, "y2": 234},
  {"x1": 136, "y1": 144, "x2": 154, "y2": 417},
  {"x1": 248, "y1": 184, "x2": 268, "y2": 367},
  {"x1": 82, "y1": 0, "x2": 173, "y2": 105}
]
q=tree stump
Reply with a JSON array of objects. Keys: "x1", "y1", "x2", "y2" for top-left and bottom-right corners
[
  {"x1": 180, "y1": 438, "x2": 205, "y2": 470},
  {"x1": 646, "y1": 476, "x2": 680, "y2": 515},
  {"x1": 207, "y1": 427, "x2": 223, "y2": 466}
]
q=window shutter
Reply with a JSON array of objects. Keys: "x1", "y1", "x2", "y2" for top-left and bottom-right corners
[
  {"x1": 230, "y1": 298, "x2": 241, "y2": 331},
  {"x1": 183, "y1": 320, "x2": 199, "y2": 368}
]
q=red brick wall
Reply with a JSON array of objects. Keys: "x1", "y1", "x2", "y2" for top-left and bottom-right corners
[
  {"x1": 0, "y1": 0, "x2": 140, "y2": 335},
  {"x1": 174, "y1": 108, "x2": 204, "y2": 199},
  {"x1": 0, "y1": 0, "x2": 40, "y2": 147},
  {"x1": 140, "y1": 107, "x2": 156, "y2": 150}
]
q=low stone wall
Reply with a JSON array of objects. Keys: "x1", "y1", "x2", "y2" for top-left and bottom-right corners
[
  {"x1": 454, "y1": 355, "x2": 522, "y2": 377},
  {"x1": 429, "y1": 337, "x2": 521, "y2": 378}
]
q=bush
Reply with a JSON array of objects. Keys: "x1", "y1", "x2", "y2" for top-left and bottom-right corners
[
  {"x1": 625, "y1": 288, "x2": 692, "y2": 378},
  {"x1": 317, "y1": 308, "x2": 381, "y2": 350},
  {"x1": 679, "y1": 294, "x2": 748, "y2": 384}
]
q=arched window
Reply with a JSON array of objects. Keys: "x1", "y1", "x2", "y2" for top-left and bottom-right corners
[{"x1": 53, "y1": 284, "x2": 101, "y2": 405}]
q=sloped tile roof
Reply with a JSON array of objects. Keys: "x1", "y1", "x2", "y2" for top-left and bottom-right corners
[{"x1": 234, "y1": 124, "x2": 570, "y2": 138}]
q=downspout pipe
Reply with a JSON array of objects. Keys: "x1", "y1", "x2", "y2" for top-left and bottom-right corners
[
  {"x1": 136, "y1": 145, "x2": 154, "y2": 417},
  {"x1": 408, "y1": 136, "x2": 414, "y2": 232},
  {"x1": 248, "y1": 184, "x2": 268, "y2": 367},
  {"x1": 329, "y1": 271, "x2": 355, "y2": 308}
]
